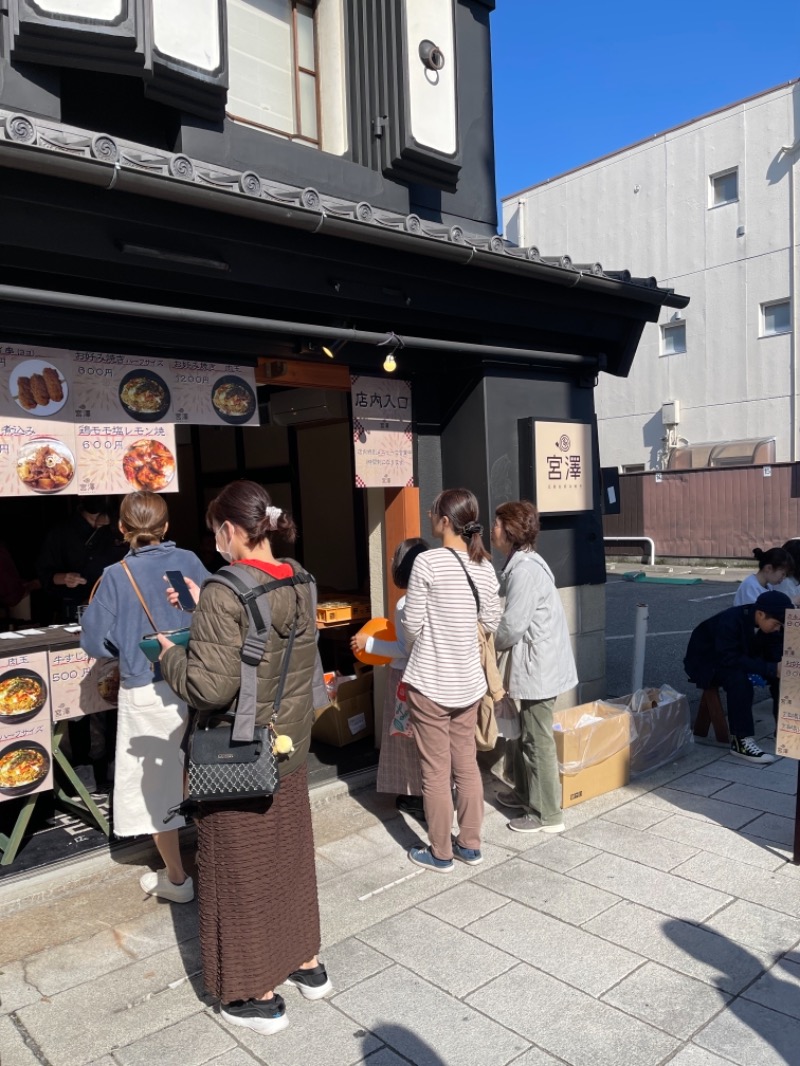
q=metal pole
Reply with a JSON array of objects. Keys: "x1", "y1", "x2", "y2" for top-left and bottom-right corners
[
  {"x1": 794, "y1": 761, "x2": 800, "y2": 865},
  {"x1": 631, "y1": 603, "x2": 649, "y2": 693},
  {"x1": 0, "y1": 283, "x2": 599, "y2": 369}
]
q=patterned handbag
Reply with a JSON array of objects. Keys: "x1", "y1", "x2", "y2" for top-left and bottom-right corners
[
  {"x1": 185, "y1": 713, "x2": 281, "y2": 804},
  {"x1": 164, "y1": 565, "x2": 304, "y2": 821}
]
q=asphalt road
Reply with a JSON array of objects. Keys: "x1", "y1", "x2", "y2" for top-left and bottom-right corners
[{"x1": 604, "y1": 572, "x2": 741, "y2": 711}]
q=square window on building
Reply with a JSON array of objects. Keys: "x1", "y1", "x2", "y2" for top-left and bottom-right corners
[
  {"x1": 227, "y1": 0, "x2": 320, "y2": 146},
  {"x1": 622, "y1": 464, "x2": 645, "y2": 473},
  {"x1": 710, "y1": 168, "x2": 738, "y2": 207},
  {"x1": 660, "y1": 321, "x2": 686, "y2": 355},
  {"x1": 761, "y1": 300, "x2": 791, "y2": 337}
]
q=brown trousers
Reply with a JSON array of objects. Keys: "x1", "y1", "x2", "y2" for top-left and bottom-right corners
[{"x1": 407, "y1": 686, "x2": 483, "y2": 859}]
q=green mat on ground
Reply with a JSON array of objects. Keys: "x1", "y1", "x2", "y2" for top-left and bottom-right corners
[{"x1": 621, "y1": 571, "x2": 703, "y2": 585}]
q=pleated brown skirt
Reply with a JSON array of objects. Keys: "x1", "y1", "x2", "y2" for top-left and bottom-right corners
[{"x1": 196, "y1": 764, "x2": 321, "y2": 1003}]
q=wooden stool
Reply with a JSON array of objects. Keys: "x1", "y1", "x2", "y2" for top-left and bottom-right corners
[{"x1": 693, "y1": 688, "x2": 730, "y2": 744}]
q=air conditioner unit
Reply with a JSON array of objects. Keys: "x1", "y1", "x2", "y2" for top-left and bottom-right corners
[{"x1": 268, "y1": 388, "x2": 348, "y2": 427}]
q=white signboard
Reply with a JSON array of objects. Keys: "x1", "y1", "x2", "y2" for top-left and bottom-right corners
[
  {"x1": 351, "y1": 375, "x2": 413, "y2": 488},
  {"x1": 533, "y1": 420, "x2": 594, "y2": 514},
  {"x1": 778, "y1": 609, "x2": 800, "y2": 760}
]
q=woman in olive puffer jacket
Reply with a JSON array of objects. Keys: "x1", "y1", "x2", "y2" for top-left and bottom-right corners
[{"x1": 159, "y1": 480, "x2": 330, "y2": 1037}]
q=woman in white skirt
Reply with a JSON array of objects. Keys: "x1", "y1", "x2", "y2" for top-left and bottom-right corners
[
  {"x1": 351, "y1": 539, "x2": 428, "y2": 815},
  {"x1": 81, "y1": 490, "x2": 209, "y2": 902}
]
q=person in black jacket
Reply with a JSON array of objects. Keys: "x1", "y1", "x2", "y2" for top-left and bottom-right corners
[
  {"x1": 684, "y1": 590, "x2": 792, "y2": 763},
  {"x1": 37, "y1": 497, "x2": 125, "y2": 623}
]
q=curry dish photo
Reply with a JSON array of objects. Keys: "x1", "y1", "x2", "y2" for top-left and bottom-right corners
[
  {"x1": 17, "y1": 439, "x2": 75, "y2": 493},
  {"x1": 0, "y1": 746, "x2": 49, "y2": 791}
]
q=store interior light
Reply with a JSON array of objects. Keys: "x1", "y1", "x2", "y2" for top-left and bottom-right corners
[
  {"x1": 321, "y1": 339, "x2": 348, "y2": 359},
  {"x1": 378, "y1": 332, "x2": 403, "y2": 373}
]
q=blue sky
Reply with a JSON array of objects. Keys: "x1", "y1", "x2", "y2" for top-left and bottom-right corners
[{"x1": 491, "y1": 0, "x2": 800, "y2": 206}]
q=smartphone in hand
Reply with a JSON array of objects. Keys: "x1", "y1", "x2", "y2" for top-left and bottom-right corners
[{"x1": 165, "y1": 571, "x2": 196, "y2": 612}]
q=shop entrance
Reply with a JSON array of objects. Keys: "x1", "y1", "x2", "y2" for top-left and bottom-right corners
[{"x1": 0, "y1": 361, "x2": 388, "y2": 881}]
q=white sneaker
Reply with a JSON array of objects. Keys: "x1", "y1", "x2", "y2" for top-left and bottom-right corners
[
  {"x1": 730, "y1": 736, "x2": 776, "y2": 764},
  {"x1": 139, "y1": 869, "x2": 194, "y2": 903}
]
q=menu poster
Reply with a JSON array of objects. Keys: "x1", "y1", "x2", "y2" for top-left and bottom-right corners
[
  {"x1": 49, "y1": 646, "x2": 119, "y2": 723},
  {"x1": 351, "y1": 375, "x2": 413, "y2": 488},
  {"x1": 777, "y1": 609, "x2": 800, "y2": 760},
  {"x1": 77, "y1": 424, "x2": 178, "y2": 495},
  {"x1": 0, "y1": 344, "x2": 259, "y2": 427},
  {"x1": 0, "y1": 651, "x2": 54, "y2": 804},
  {"x1": 0, "y1": 420, "x2": 79, "y2": 498}
]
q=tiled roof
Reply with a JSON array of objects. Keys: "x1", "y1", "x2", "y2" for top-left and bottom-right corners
[{"x1": 0, "y1": 109, "x2": 686, "y2": 309}]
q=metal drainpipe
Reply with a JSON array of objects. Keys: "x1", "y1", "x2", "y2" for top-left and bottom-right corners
[
  {"x1": 791, "y1": 147, "x2": 800, "y2": 463},
  {"x1": 780, "y1": 137, "x2": 800, "y2": 462}
]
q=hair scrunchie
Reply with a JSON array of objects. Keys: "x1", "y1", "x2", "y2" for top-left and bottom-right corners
[
  {"x1": 265, "y1": 505, "x2": 283, "y2": 531},
  {"x1": 462, "y1": 521, "x2": 483, "y2": 538}
]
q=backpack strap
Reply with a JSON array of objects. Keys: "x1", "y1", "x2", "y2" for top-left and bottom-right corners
[{"x1": 205, "y1": 563, "x2": 314, "y2": 742}]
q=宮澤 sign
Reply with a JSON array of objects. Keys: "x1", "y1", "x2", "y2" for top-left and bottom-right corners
[
  {"x1": 533, "y1": 420, "x2": 594, "y2": 514},
  {"x1": 351, "y1": 375, "x2": 413, "y2": 488}
]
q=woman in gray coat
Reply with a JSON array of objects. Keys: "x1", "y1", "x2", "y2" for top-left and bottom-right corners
[{"x1": 492, "y1": 501, "x2": 577, "y2": 833}]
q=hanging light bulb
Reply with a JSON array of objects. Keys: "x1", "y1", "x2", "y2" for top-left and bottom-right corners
[{"x1": 378, "y1": 331, "x2": 403, "y2": 374}]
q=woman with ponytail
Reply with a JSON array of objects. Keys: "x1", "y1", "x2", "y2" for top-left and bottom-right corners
[
  {"x1": 81, "y1": 490, "x2": 209, "y2": 901},
  {"x1": 402, "y1": 488, "x2": 501, "y2": 873}
]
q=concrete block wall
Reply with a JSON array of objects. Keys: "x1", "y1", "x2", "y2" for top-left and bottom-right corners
[{"x1": 557, "y1": 583, "x2": 607, "y2": 709}]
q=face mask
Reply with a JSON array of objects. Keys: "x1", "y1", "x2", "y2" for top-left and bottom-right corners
[{"x1": 215, "y1": 526, "x2": 233, "y2": 563}]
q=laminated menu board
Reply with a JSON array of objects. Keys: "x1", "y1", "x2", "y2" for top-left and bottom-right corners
[
  {"x1": 0, "y1": 343, "x2": 259, "y2": 427},
  {"x1": 0, "y1": 650, "x2": 54, "y2": 803},
  {"x1": 49, "y1": 646, "x2": 119, "y2": 723},
  {"x1": 0, "y1": 419, "x2": 179, "y2": 497}
]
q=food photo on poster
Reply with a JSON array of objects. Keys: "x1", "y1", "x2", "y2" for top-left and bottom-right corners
[
  {"x1": 0, "y1": 651, "x2": 53, "y2": 801},
  {"x1": 10, "y1": 358, "x2": 68, "y2": 417}
]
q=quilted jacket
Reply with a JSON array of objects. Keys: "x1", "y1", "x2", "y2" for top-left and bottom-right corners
[{"x1": 160, "y1": 561, "x2": 326, "y2": 778}]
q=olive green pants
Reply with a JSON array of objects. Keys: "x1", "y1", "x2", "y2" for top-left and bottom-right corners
[{"x1": 511, "y1": 697, "x2": 563, "y2": 826}]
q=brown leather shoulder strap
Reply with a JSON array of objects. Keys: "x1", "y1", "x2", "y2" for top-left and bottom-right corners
[{"x1": 120, "y1": 560, "x2": 158, "y2": 632}]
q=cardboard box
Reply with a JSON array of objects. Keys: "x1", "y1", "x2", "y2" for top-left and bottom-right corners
[
  {"x1": 553, "y1": 702, "x2": 631, "y2": 808},
  {"x1": 312, "y1": 671, "x2": 374, "y2": 747},
  {"x1": 602, "y1": 688, "x2": 693, "y2": 777}
]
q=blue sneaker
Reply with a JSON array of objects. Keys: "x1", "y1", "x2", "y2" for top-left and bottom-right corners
[
  {"x1": 452, "y1": 839, "x2": 484, "y2": 866},
  {"x1": 408, "y1": 846, "x2": 454, "y2": 873}
]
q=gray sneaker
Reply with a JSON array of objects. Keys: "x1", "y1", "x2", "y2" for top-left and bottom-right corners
[{"x1": 508, "y1": 813, "x2": 565, "y2": 834}]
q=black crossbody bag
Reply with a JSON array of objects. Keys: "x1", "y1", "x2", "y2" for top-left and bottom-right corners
[{"x1": 164, "y1": 564, "x2": 312, "y2": 821}]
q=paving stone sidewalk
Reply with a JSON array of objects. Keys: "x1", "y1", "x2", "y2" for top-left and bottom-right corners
[{"x1": 2, "y1": 702, "x2": 799, "y2": 1066}]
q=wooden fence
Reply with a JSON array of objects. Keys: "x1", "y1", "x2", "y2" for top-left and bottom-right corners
[{"x1": 603, "y1": 464, "x2": 800, "y2": 560}]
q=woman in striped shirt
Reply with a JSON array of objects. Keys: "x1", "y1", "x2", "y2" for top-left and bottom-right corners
[{"x1": 402, "y1": 488, "x2": 501, "y2": 873}]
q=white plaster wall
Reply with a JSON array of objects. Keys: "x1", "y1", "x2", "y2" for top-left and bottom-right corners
[{"x1": 503, "y1": 82, "x2": 800, "y2": 468}]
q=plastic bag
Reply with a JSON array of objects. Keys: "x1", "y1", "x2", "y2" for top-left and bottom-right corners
[
  {"x1": 601, "y1": 685, "x2": 693, "y2": 777},
  {"x1": 389, "y1": 681, "x2": 414, "y2": 738},
  {"x1": 495, "y1": 694, "x2": 521, "y2": 741}
]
